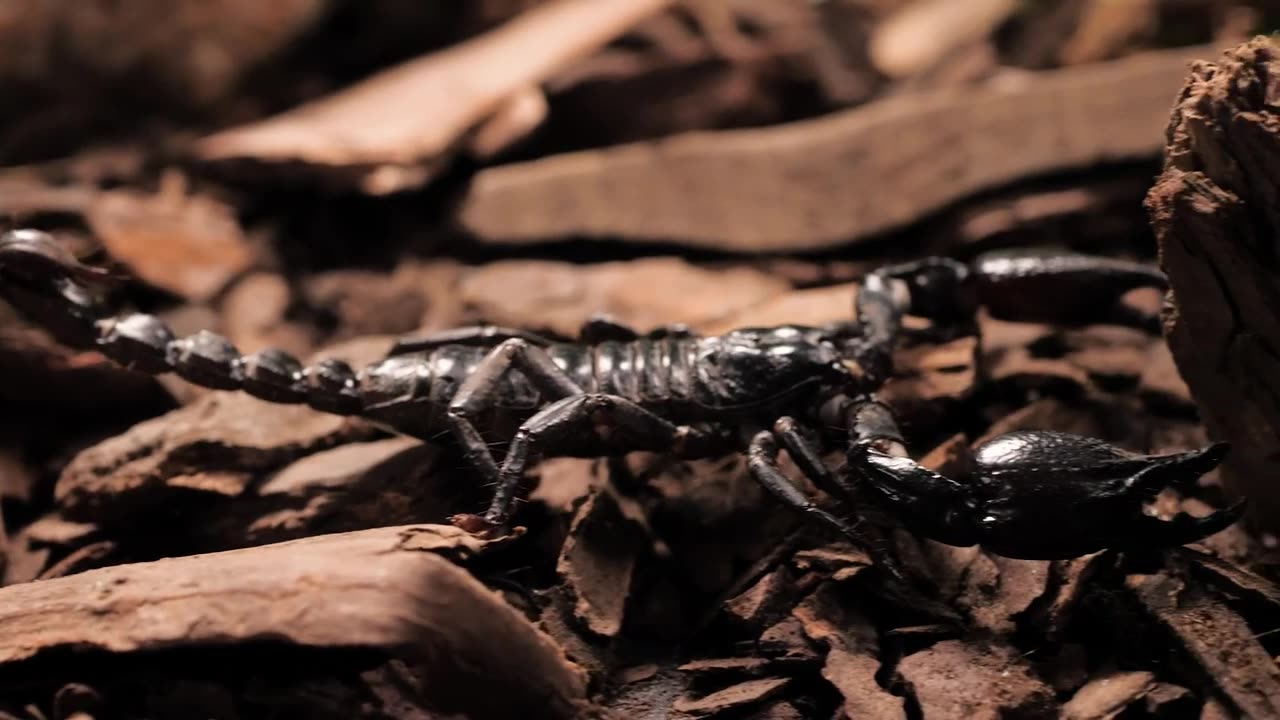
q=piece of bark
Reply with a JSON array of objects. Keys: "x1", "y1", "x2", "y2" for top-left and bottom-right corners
[
  {"x1": 220, "y1": 272, "x2": 313, "y2": 358},
  {"x1": 0, "y1": 0, "x2": 328, "y2": 164},
  {"x1": 1127, "y1": 569, "x2": 1280, "y2": 718},
  {"x1": 704, "y1": 284, "x2": 856, "y2": 335},
  {"x1": 457, "y1": 257, "x2": 789, "y2": 338},
  {"x1": 723, "y1": 566, "x2": 800, "y2": 629},
  {"x1": 672, "y1": 677, "x2": 790, "y2": 717},
  {"x1": 1026, "y1": 551, "x2": 1108, "y2": 640},
  {"x1": 35, "y1": 540, "x2": 116, "y2": 580},
  {"x1": 896, "y1": 639, "x2": 1056, "y2": 719},
  {"x1": 83, "y1": 174, "x2": 253, "y2": 302},
  {"x1": 1178, "y1": 547, "x2": 1280, "y2": 614},
  {"x1": 1058, "y1": 0, "x2": 1158, "y2": 66},
  {"x1": 1145, "y1": 37, "x2": 1280, "y2": 527},
  {"x1": 0, "y1": 525, "x2": 587, "y2": 720},
  {"x1": 677, "y1": 657, "x2": 775, "y2": 679},
  {"x1": 547, "y1": 0, "x2": 867, "y2": 148},
  {"x1": 793, "y1": 584, "x2": 905, "y2": 720},
  {"x1": 557, "y1": 485, "x2": 649, "y2": 638},
  {"x1": 954, "y1": 179, "x2": 1149, "y2": 248},
  {"x1": 459, "y1": 44, "x2": 1217, "y2": 252},
  {"x1": 758, "y1": 616, "x2": 819, "y2": 662},
  {"x1": 868, "y1": 0, "x2": 1017, "y2": 79},
  {"x1": 54, "y1": 391, "x2": 371, "y2": 521},
  {"x1": 242, "y1": 437, "x2": 459, "y2": 546},
  {"x1": 53, "y1": 336, "x2": 392, "y2": 521},
  {"x1": 790, "y1": 544, "x2": 870, "y2": 583},
  {"x1": 197, "y1": 0, "x2": 676, "y2": 193},
  {"x1": 0, "y1": 322, "x2": 171, "y2": 412},
  {"x1": 1062, "y1": 671, "x2": 1157, "y2": 720}
]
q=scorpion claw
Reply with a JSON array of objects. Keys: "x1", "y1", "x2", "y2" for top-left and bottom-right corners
[{"x1": 853, "y1": 431, "x2": 1244, "y2": 560}]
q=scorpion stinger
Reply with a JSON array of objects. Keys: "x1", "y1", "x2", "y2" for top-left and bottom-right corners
[{"x1": 0, "y1": 229, "x2": 1242, "y2": 569}]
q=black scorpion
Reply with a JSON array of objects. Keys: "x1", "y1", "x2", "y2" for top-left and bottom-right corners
[{"x1": 0, "y1": 229, "x2": 1243, "y2": 568}]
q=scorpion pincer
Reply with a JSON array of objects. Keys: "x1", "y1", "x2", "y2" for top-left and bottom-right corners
[{"x1": 0, "y1": 229, "x2": 1243, "y2": 570}]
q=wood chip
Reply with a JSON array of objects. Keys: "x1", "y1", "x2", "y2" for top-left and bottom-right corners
[
  {"x1": 672, "y1": 676, "x2": 790, "y2": 717},
  {"x1": 84, "y1": 176, "x2": 253, "y2": 302},
  {"x1": 458, "y1": 257, "x2": 789, "y2": 338},
  {"x1": 793, "y1": 584, "x2": 905, "y2": 720},
  {"x1": 196, "y1": 0, "x2": 677, "y2": 193},
  {"x1": 53, "y1": 338, "x2": 392, "y2": 521},
  {"x1": 0, "y1": 525, "x2": 587, "y2": 719},
  {"x1": 459, "y1": 44, "x2": 1218, "y2": 252},
  {"x1": 896, "y1": 639, "x2": 1056, "y2": 719},
  {"x1": 1062, "y1": 671, "x2": 1156, "y2": 720},
  {"x1": 1127, "y1": 569, "x2": 1280, "y2": 718},
  {"x1": 557, "y1": 485, "x2": 648, "y2": 637},
  {"x1": 868, "y1": 0, "x2": 1018, "y2": 79}
]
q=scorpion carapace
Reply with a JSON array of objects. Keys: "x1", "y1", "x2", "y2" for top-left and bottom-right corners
[{"x1": 0, "y1": 229, "x2": 1243, "y2": 568}]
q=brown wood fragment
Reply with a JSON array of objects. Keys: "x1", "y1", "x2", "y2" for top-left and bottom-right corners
[
  {"x1": 793, "y1": 584, "x2": 905, "y2": 720},
  {"x1": 54, "y1": 391, "x2": 371, "y2": 521},
  {"x1": 459, "y1": 44, "x2": 1218, "y2": 252},
  {"x1": 1058, "y1": 0, "x2": 1158, "y2": 66},
  {"x1": 1178, "y1": 547, "x2": 1280, "y2": 612},
  {"x1": 1145, "y1": 37, "x2": 1280, "y2": 527},
  {"x1": 723, "y1": 566, "x2": 798, "y2": 628},
  {"x1": 84, "y1": 175, "x2": 252, "y2": 302},
  {"x1": 458, "y1": 257, "x2": 789, "y2": 338},
  {"x1": 53, "y1": 338, "x2": 392, "y2": 521},
  {"x1": 196, "y1": 0, "x2": 677, "y2": 193},
  {"x1": 868, "y1": 0, "x2": 1017, "y2": 79},
  {"x1": 1028, "y1": 551, "x2": 1108, "y2": 640},
  {"x1": 1127, "y1": 569, "x2": 1280, "y2": 718},
  {"x1": 896, "y1": 639, "x2": 1057, "y2": 719},
  {"x1": 672, "y1": 676, "x2": 790, "y2": 717},
  {"x1": 0, "y1": 525, "x2": 587, "y2": 720},
  {"x1": 557, "y1": 486, "x2": 649, "y2": 638},
  {"x1": 1062, "y1": 671, "x2": 1156, "y2": 720}
]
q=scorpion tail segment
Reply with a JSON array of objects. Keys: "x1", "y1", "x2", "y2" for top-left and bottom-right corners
[
  {"x1": 0, "y1": 229, "x2": 366, "y2": 414},
  {"x1": 0, "y1": 229, "x2": 115, "y2": 347},
  {"x1": 0, "y1": 229, "x2": 116, "y2": 284},
  {"x1": 851, "y1": 258, "x2": 975, "y2": 382},
  {"x1": 971, "y1": 251, "x2": 1168, "y2": 332},
  {"x1": 874, "y1": 257, "x2": 977, "y2": 325}
]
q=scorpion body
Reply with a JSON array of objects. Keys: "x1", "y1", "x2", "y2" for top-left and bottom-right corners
[{"x1": 0, "y1": 229, "x2": 1244, "y2": 568}]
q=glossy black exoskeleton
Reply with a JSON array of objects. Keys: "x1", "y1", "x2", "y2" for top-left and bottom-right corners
[{"x1": 0, "y1": 230, "x2": 1243, "y2": 568}]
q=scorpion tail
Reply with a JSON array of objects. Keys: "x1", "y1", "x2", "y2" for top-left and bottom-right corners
[{"x1": 0, "y1": 229, "x2": 362, "y2": 415}]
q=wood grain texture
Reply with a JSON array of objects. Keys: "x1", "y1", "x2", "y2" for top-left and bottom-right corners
[
  {"x1": 460, "y1": 44, "x2": 1219, "y2": 252},
  {"x1": 1145, "y1": 37, "x2": 1280, "y2": 528},
  {"x1": 0, "y1": 525, "x2": 587, "y2": 720}
]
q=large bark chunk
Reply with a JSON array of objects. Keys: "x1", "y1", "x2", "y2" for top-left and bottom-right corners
[
  {"x1": 1145, "y1": 36, "x2": 1280, "y2": 526},
  {"x1": 461, "y1": 44, "x2": 1214, "y2": 252},
  {"x1": 0, "y1": 525, "x2": 588, "y2": 720}
]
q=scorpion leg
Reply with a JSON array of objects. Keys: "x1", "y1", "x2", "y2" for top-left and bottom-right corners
[
  {"x1": 483, "y1": 394, "x2": 715, "y2": 528},
  {"x1": 390, "y1": 326, "x2": 555, "y2": 355},
  {"x1": 445, "y1": 339, "x2": 582, "y2": 523},
  {"x1": 746, "y1": 428, "x2": 866, "y2": 543},
  {"x1": 753, "y1": 412, "x2": 913, "y2": 581}
]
